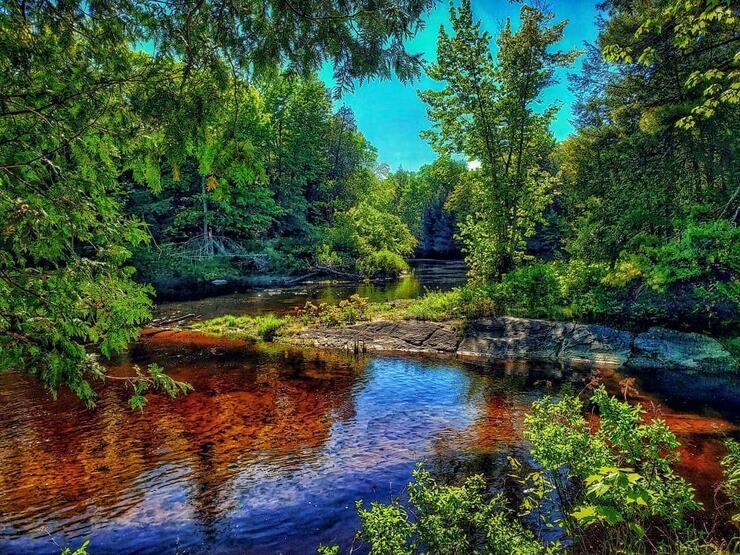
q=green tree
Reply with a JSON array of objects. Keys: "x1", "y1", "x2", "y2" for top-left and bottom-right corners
[
  {"x1": 0, "y1": 0, "x2": 434, "y2": 404},
  {"x1": 420, "y1": 0, "x2": 577, "y2": 280}
]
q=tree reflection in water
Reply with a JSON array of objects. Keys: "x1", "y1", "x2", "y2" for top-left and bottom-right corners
[{"x1": 0, "y1": 334, "x2": 736, "y2": 554}]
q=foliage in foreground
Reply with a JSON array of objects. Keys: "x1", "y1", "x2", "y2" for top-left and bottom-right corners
[{"x1": 322, "y1": 387, "x2": 736, "y2": 554}]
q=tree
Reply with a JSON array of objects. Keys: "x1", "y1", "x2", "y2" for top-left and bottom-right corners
[
  {"x1": 0, "y1": 0, "x2": 434, "y2": 405},
  {"x1": 419, "y1": 0, "x2": 577, "y2": 280}
]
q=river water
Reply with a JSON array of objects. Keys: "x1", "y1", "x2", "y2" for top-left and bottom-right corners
[{"x1": 0, "y1": 262, "x2": 737, "y2": 554}]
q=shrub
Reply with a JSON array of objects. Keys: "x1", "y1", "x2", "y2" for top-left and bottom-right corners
[
  {"x1": 404, "y1": 289, "x2": 461, "y2": 320},
  {"x1": 489, "y1": 263, "x2": 563, "y2": 319},
  {"x1": 326, "y1": 388, "x2": 722, "y2": 554},
  {"x1": 328, "y1": 465, "x2": 550, "y2": 555},
  {"x1": 721, "y1": 439, "x2": 740, "y2": 524},
  {"x1": 518, "y1": 386, "x2": 701, "y2": 549},
  {"x1": 297, "y1": 294, "x2": 370, "y2": 327},
  {"x1": 356, "y1": 250, "x2": 409, "y2": 279}
]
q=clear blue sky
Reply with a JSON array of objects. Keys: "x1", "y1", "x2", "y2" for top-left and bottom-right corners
[{"x1": 321, "y1": 0, "x2": 600, "y2": 171}]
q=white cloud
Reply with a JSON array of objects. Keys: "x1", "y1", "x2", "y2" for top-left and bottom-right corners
[{"x1": 467, "y1": 159, "x2": 482, "y2": 171}]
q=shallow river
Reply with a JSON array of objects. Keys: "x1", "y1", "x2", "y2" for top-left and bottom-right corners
[{"x1": 0, "y1": 263, "x2": 738, "y2": 554}]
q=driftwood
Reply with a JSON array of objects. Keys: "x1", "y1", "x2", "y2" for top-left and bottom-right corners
[
  {"x1": 311, "y1": 265, "x2": 363, "y2": 281},
  {"x1": 284, "y1": 271, "x2": 323, "y2": 285},
  {"x1": 151, "y1": 313, "x2": 196, "y2": 327}
]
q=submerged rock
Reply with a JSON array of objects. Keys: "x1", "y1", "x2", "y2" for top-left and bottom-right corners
[{"x1": 627, "y1": 327, "x2": 737, "y2": 374}]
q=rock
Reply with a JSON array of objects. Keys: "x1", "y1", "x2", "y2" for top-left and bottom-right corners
[
  {"x1": 290, "y1": 320, "x2": 460, "y2": 353},
  {"x1": 560, "y1": 324, "x2": 634, "y2": 366},
  {"x1": 627, "y1": 327, "x2": 737, "y2": 373},
  {"x1": 457, "y1": 317, "x2": 570, "y2": 361},
  {"x1": 285, "y1": 317, "x2": 736, "y2": 376}
]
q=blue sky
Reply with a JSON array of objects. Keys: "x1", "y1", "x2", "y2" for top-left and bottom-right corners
[{"x1": 320, "y1": 0, "x2": 601, "y2": 171}]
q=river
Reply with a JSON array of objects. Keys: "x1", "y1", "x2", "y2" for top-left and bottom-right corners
[{"x1": 0, "y1": 261, "x2": 737, "y2": 554}]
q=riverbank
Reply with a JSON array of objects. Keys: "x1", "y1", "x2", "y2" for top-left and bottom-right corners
[
  {"x1": 283, "y1": 316, "x2": 738, "y2": 374},
  {"x1": 184, "y1": 300, "x2": 738, "y2": 375}
]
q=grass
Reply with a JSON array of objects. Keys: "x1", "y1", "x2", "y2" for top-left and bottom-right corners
[
  {"x1": 192, "y1": 314, "x2": 290, "y2": 341},
  {"x1": 191, "y1": 291, "x2": 468, "y2": 341},
  {"x1": 402, "y1": 289, "x2": 462, "y2": 321}
]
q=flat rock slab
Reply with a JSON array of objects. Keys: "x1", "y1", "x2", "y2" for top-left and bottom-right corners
[
  {"x1": 627, "y1": 327, "x2": 737, "y2": 374},
  {"x1": 458, "y1": 317, "x2": 570, "y2": 361},
  {"x1": 291, "y1": 320, "x2": 460, "y2": 353},
  {"x1": 561, "y1": 324, "x2": 634, "y2": 366},
  {"x1": 286, "y1": 318, "x2": 736, "y2": 375}
]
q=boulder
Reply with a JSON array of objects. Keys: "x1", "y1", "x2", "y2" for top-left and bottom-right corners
[
  {"x1": 457, "y1": 317, "x2": 570, "y2": 361},
  {"x1": 627, "y1": 327, "x2": 737, "y2": 373},
  {"x1": 560, "y1": 324, "x2": 634, "y2": 366}
]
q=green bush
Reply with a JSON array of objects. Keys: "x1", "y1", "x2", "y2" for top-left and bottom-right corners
[
  {"x1": 334, "y1": 465, "x2": 550, "y2": 555},
  {"x1": 404, "y1": 289, "x2": 462, "y2": 320},
  {"x1": 298, "y1": 294, "x2": 370, "y2": 327},
  {"x1": 490, "y1": 263, "x2": 563, "y2": 319},
  {"x1": 356, "y1": 250, "x2": 409, "y2": 279},
  {"x1": 315, "y1": 202, "x2": 418, "y2": 277},
  {"x1": 519, "y1": 386, "x2": 702, "y2": 549},
  {"x1": 721, "y1": 439, "x2": 740, "y2": 524},
  {"x1": 325, "y1": 388, "x2": 728, "y2": 554}
]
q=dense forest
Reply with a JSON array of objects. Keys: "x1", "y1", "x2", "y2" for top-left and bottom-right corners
[{"x1": 0, "y1": 0, "x2": 739, "y2": 552}]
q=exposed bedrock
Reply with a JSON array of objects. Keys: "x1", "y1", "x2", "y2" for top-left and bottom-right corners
[{"x1": 287, "y1": 317, "x2": 737, "y2": 374}]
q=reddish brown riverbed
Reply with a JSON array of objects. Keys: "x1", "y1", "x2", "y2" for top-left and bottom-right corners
[{"x1": 0, "y1": 326, "x2": 737, "y2": 554}]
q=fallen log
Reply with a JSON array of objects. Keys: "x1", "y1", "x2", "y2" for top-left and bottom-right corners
[
  {"x1": 311, "y1": 265, "x2": 363, "y2": 281},
  {"x1": 151, "y1": 313, "x2": 196, "y2": 326}
]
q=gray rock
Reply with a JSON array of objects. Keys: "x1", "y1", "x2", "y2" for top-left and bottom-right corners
[
  {"x1": 560, "y1": 324, "x2": 634, "y2": 366},
  {"x1": 627, "y1": 327, "x2": 737, "y2": 373},
  {"x1": 457, "y1": 317, "x2": 571, "y2": 361},
  {"x1": 286, "y1": 317, "x2": 736, "y2": 376},
  {"x1": 290, "y1": 320, "x2": 460, "y2": 353}
]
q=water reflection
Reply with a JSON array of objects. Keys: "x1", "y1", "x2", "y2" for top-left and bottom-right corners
[
  {"x1": 153, "y1": 260, "x2": 467, "y2": 321},
  {"x1": 0, "y1": 339, "x2": 736, "y2": 554}
]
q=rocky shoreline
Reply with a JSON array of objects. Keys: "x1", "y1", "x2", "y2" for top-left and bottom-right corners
[{"x1": 286, "y1": 317, "x2": 737, "y2": 374}]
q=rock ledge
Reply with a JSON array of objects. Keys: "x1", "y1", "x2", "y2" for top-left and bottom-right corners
[{"x1": 286, "y1": 317, "x2": 736, "y2": 374}]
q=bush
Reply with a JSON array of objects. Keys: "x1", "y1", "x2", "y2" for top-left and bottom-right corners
[
  {"x1": 325, "y1": 388, "x2": 727, "y2": 554},
  {"x1": 356, "y1": 250, "x2": 409, "y2": 279},
  {"x1": 404, "y1": 289, "x2": 462, "y2": 320},
  {"x1": 315, "y1": 202, "x2": 418, "y2": 277},
  {"x1": 518, "y1": 386, "x2": 702, "y2": 549},
  {"x1": 297, "y1": 294, "x2": 370, "y2": 327},
  {"x1": 721, "y1": 439, "x2": 740, "y2": 524},
  {"x1": 490, "y1": 263, "x2": 563, "y2": 319},
  {"x1": 331, "y1": 465, "x2": 549, "y2": 555}
]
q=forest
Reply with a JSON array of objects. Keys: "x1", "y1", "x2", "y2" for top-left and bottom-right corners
[{"x1": 0, "y1": 0, "x2": 738, "y2": 553}]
